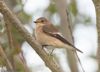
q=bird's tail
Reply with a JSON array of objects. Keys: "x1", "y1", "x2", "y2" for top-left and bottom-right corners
[
  {"x1": 65, "y1": 44, "x2": 83, "y2": 53},
  {"x1": 74, "y1": 47, "x2": 83, "y2": 53}
]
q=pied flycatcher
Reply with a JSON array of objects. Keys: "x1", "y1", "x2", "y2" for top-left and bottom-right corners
[{"x1": 34, "y1": 17, "x2": 83, "y2": 53}]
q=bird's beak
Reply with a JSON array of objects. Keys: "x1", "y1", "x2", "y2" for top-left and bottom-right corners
[{"x1": 34, "y1": 21, "x2": 37, "y2": 23}]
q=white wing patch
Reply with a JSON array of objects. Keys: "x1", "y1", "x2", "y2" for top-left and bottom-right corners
[{"x1": 52, "y1": 32, "x2": 65, "y2": 39}]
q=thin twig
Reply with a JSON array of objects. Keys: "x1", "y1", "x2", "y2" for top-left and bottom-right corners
[
  {"x1": 66, "y1": 3, "x2": 85, "y2": 72},
  {"x1": 0, "y1": 1, "x2": 62, "y2": 72},
  {"x1": 54, "y1": 0, "x2": 78, "y2": 72},
  {"x1": 4, "y1": 16, "x2": 15, "y2": 71},
  {"x1": 74, "y1": 52, "x2": 85, "y2": 72},
  {"x1": 13, "y1": 37, "x2": 30, "y2": 72},
  {"x1": 18, "y1": 53, "x2": 30, "y2": 72},
  {"x1": 0, "y1": 43, "x2": 14, "y2": 71}
]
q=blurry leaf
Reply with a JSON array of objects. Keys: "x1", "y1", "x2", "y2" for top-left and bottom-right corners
[
  {"x1": 10, "y1": 26, "x2": 24, "y2": 55},
  {"x1": 69, "y1": 2, "x2": 77, "y2": 16},
  {"x1": 48, "y1": 3, "x2": 57, "y2": 14},
  {"x1": 0, "y1": 19, "x2": 5, "y2": 32},
  {"x1": 12, "y1": 26, "x2": 24, "y2": 44},
  {"x1": 14, "y1": 58, "x2": 25, "y2": 72},
  {"x1": 12, "y1": 38, "x2": 22, "y2": 55},
  {"x1": 17, "y1": 11, "x2": 31, "y2": 24},
  {"x1": 16, "y1": 0, "x2": 22, "y2": 5},
  {"x1": 85, "y1": 17, "x2": 91, "y2": 23},
  {"x1": 0, "y1": 56, "x2": 7, "y2": 66}
]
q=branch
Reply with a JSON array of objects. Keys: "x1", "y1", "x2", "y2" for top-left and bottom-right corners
[
  {"x1": 4, "y1": 11, "x2": 15, "y2": 71},
  {"x1": 93, "y1": 0, "x2": 100, "y2": 71},
  {"x1": 0, "y1": 1, "x2": 62, "y2": 72}
]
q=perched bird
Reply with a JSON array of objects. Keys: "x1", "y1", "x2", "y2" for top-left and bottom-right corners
[{"x1": 34, "y1": 17, "x2": 83, "y2": 53}]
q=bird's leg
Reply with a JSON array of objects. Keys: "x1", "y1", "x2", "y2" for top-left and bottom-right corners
[
  {"x1": 42, "y1": 45, "x2": 48, "y2": 49},
  {"x1": 42, "y1": 45, "x2": 54, "y2": 57},
  {"x1": 42, "y1": 45, "x2": 45, "y2": 49},
  {"x1": 50, "y1": 48, "x2": 55, "y2": 56}
]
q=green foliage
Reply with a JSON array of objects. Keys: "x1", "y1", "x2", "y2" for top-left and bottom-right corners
[
  {"x1": 12, "y1": 26, "x2": 24, "y2": 44},
  {"x1": 15, "y1": 60, "x2": 25, "y2": 72},
  {"x1": 0, "y1": 56, "x2": 5, "y2": 65},
  {"x1": 85, "y1": 17, "x2": 91, "y2": 23},
  {"x1": 69, "y1": 2, "x2": 77, "y2": 16},
  {"x1": 18, "y1": 11, "x2": 31, "y2": 24},
  {"x1": 48, "y1": 3, "x2": 57, "y2": 14}
]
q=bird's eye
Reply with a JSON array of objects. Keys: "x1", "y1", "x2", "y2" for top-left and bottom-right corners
[{"x1": 41, "y1": 20, "x2": 44, "y2": 22}]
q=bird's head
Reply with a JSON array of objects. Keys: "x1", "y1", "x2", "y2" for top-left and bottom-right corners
[{"x1": 34, "y1": 17, "x2": 49, "y2": 25}]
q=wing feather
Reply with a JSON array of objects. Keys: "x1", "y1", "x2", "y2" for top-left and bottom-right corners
[{"x1": 42, "y1": 24, "x2": 83, "y2": 53}]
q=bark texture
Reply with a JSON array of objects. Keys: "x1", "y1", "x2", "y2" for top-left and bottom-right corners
[{"x1": 93, "y1": 0, "x2": 100, "y2": 71}]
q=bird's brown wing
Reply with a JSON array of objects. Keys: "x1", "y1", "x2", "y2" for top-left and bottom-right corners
[
  {"x1": 42, "y1": 24, "x2": 83, "y2": 53},
  {"x1": 43, "y1": 24, "x2": 72, "y2": 45}
]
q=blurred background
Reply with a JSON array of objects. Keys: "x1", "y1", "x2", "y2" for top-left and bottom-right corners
[{"x1": 0, "y1": 0, "x2": 98, "y2": 72}]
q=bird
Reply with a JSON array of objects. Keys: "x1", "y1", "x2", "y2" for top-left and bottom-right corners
[{"x1": 34, "y1": 17, "x2": 83, "y2": 53}]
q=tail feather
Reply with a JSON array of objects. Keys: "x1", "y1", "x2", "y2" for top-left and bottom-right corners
[
  {"x1": 74, "y1": 47, "x2": 83, "y2": 53},
  {"x1": 65, "y1": 44, "x2": 83, "y2": 53}
]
